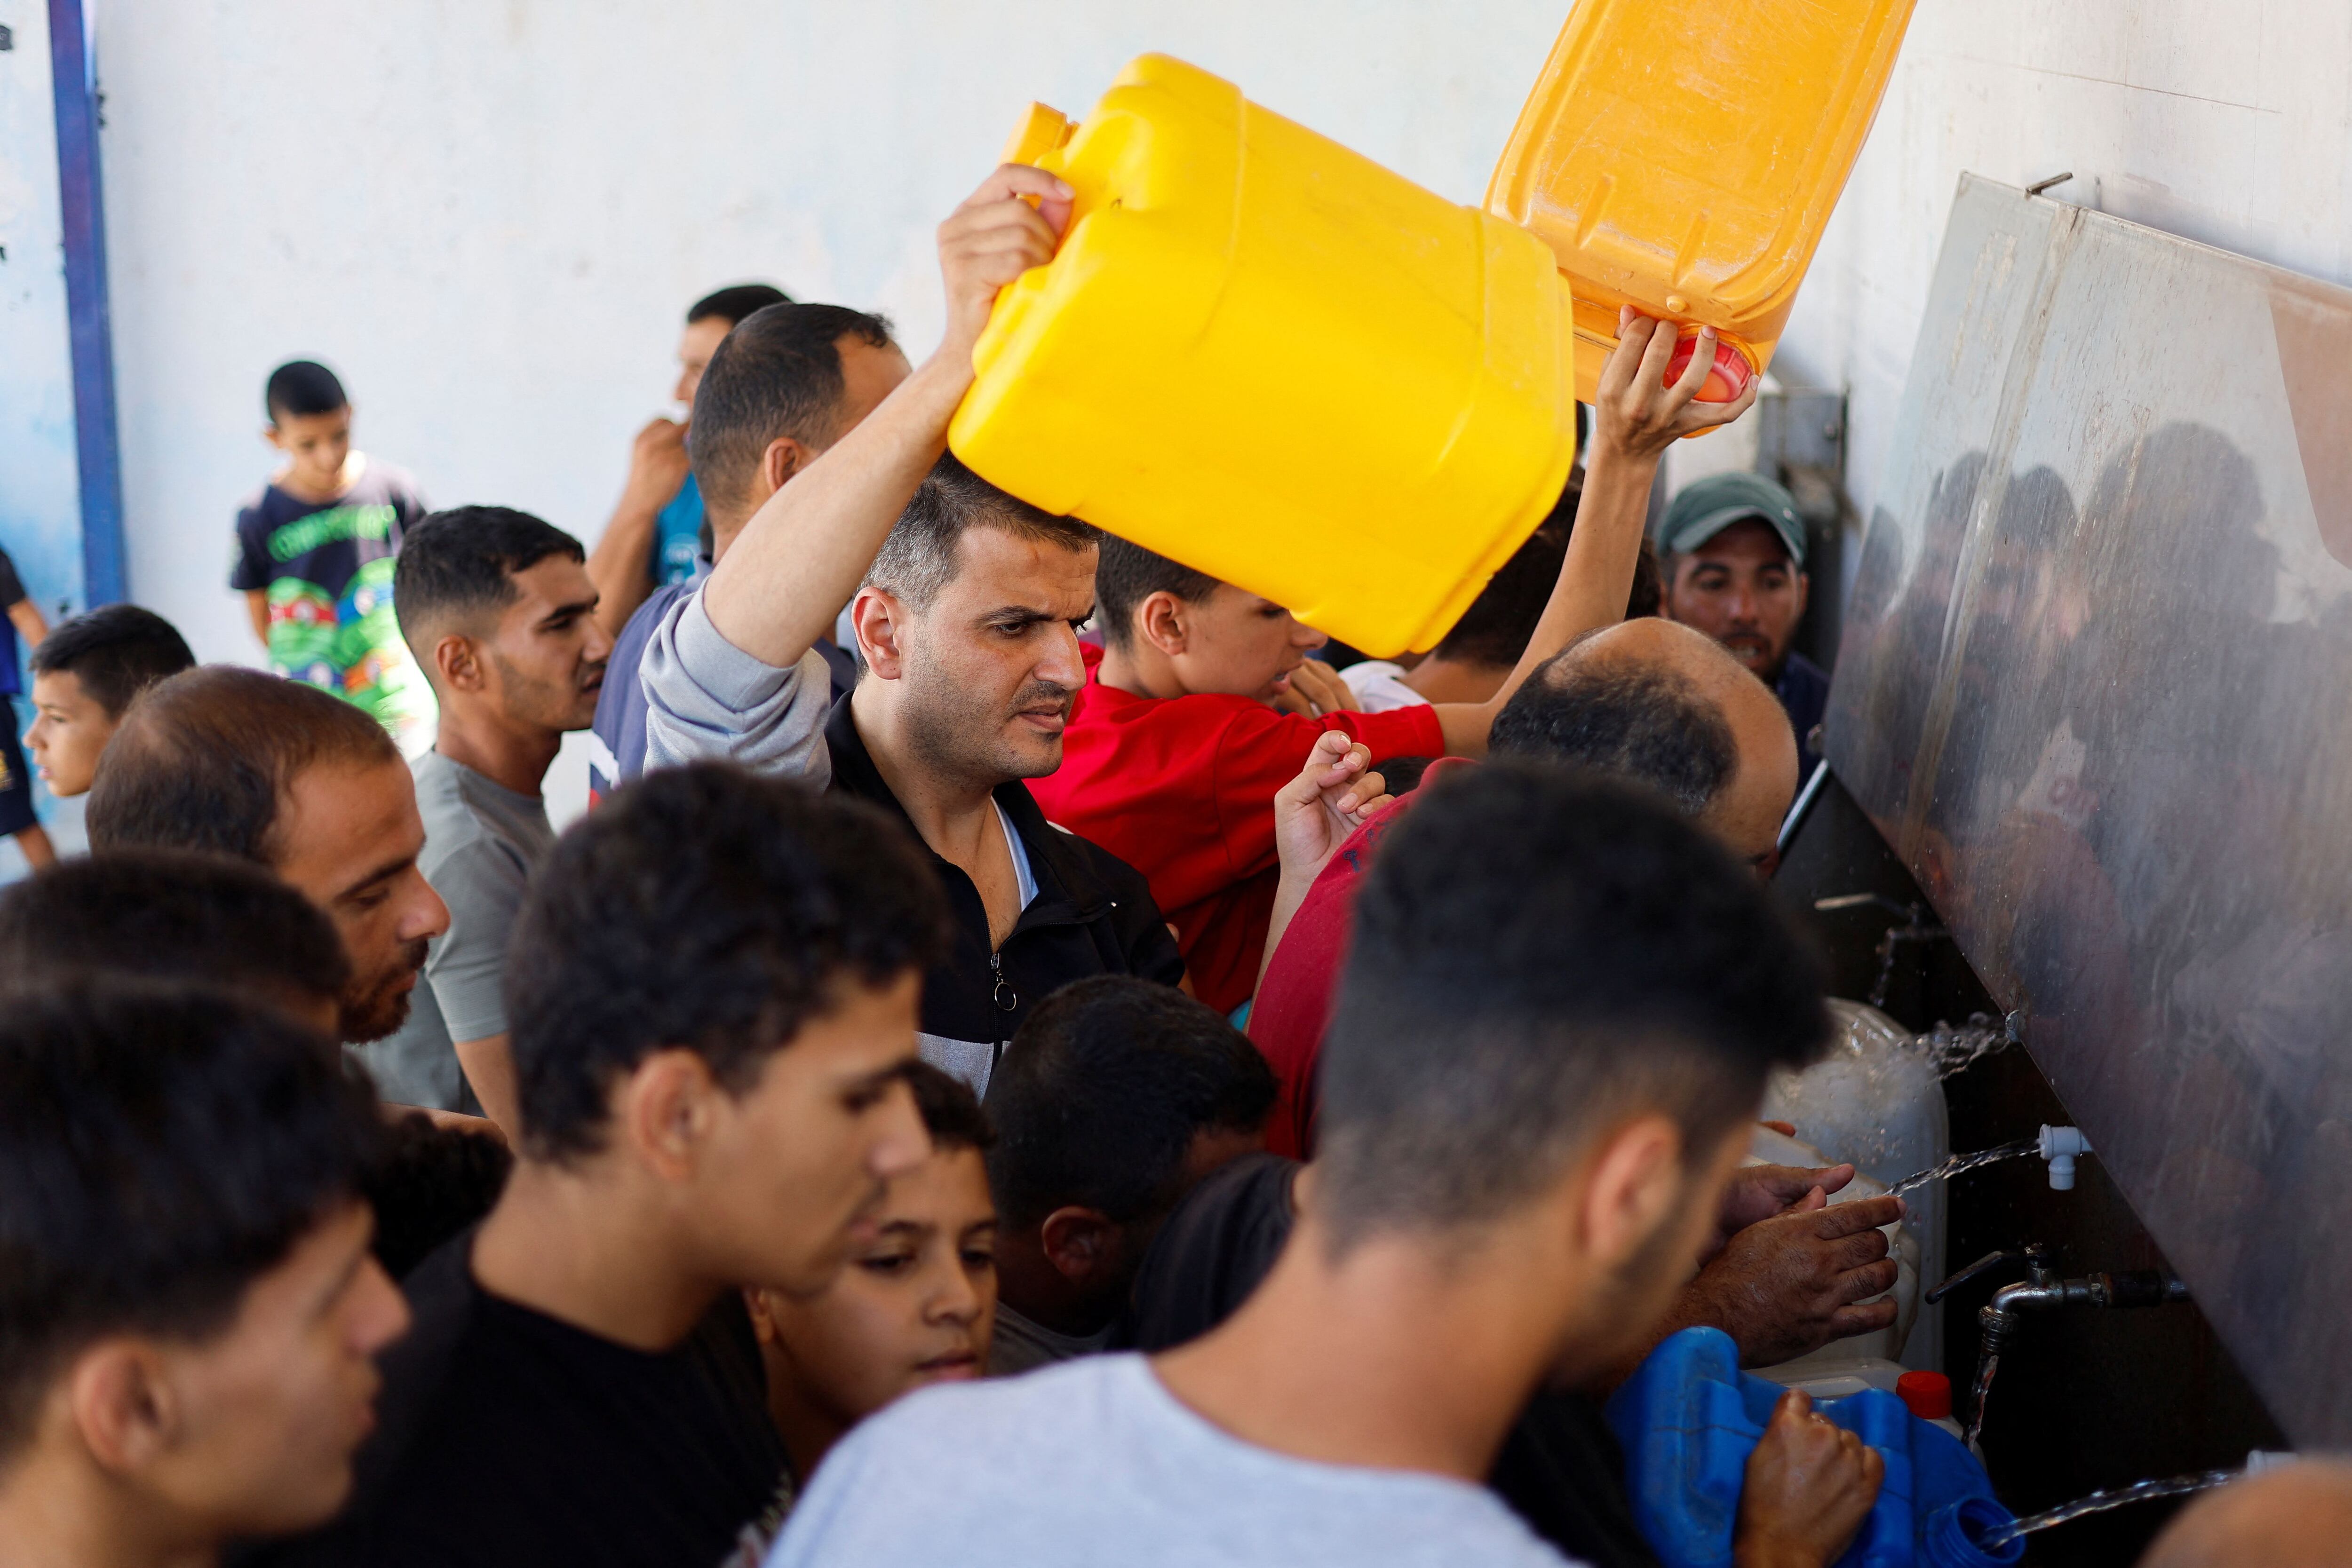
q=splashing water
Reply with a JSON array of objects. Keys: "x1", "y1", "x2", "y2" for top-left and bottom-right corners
[
  {"x1": 1885, "y1": 1139, "x2": 2042, "y2": 1200},
  {"x1": 1981, "y1": 1470, "x2": 2243, "y2": 1546},
  {"x1": 1914, "y1": 1015, "x2": 2011, "y2": 1078}
]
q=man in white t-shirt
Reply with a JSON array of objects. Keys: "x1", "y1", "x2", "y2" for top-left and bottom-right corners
[{"x1": 768, "y1": 765, "x2": 1882, "y2": 1568}]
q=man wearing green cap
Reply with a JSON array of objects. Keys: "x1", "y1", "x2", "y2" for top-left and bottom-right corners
[{"x1": 1657, "y1": 470, "x2": 1827, "y2": 779}]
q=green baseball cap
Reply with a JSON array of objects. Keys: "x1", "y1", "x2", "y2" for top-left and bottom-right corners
[{"x1": 1658, "y1": 471, "x2": 1807, "y2": 568}]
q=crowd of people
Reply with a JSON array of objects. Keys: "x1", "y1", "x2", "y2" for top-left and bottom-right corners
[{"x1": 0, "y1": 162, "x2": 2334, "y2": 1568}]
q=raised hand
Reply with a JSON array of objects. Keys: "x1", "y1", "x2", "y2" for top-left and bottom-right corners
[
  {"x1": 1591, "y1": 306, "x2": 1761, "y2": 461},
  {"x1": 1271, "y1": 731, "x2": 1389, "y2": 887},
  {"x1": 936, "y1": 164, "x2": 1075, "y2": 368}
]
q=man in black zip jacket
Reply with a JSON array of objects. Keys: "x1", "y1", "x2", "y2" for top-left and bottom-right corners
[{"x1": 638, "y1": 165, "x2": 1184, "y2": 1092}]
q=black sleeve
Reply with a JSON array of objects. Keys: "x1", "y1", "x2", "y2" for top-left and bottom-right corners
[
  {"x1": 227, "y1": 507, "x2": 273, "y2": 592},
  {"x1": 1085, "y1": 839, "x2": 1188, "y2": 988},
  {"x1": 0, "y1": 548, "x2": 24, "y2": 608}
]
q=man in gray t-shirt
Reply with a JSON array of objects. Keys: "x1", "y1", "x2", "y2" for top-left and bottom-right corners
[
  {"x1": 366, "y1": 507, "x2": 611, "y2": 1129},
  {"x1": 371, "y1": 750, "x2": 556, "y2": 1113}
]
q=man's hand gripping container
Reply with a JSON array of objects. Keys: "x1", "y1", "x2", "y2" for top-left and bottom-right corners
[
  {"x1": 1487, "y1": 0, "x2": 1919, "y2": 405},
  {"x1": 948, "y1": 54, "x2": 1579, "y2": 660}
]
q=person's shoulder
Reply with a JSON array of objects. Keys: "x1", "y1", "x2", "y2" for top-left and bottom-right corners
[
  {"x1": 235, "y1": 480, "x2": 290, "y2": 531},
  {"x1": 408, "y1": 754, "x2": 495, "y2": 850},
  {"x1": 818, "y1": 1354, "x2": 1135, "y2": 1481},
  {"x1": 360, "y1": 460, "x2": 427, "y2": 505},
  {"x1": 405, "y1": 757, "x2": 515, "y2": 879},
  {"x1": 1781, "y1": 649, "x2": 1831, "y2": 695},
  {"x1": 617, "y1": 577, "x2": 692, "y2": 660}
]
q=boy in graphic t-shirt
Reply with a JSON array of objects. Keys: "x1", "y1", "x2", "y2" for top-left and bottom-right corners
[{"x1": 229, "y1": 359, "x2": 435, "y2": 751}]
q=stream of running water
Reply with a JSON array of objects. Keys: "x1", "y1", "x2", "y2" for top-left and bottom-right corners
[
  {"x1": 1885, "y1": 1138, "x2": 2042, "y2": 1200},
  {"x1": 1980, "y1": 1469, "x2": 2242, "y2": 1546}
]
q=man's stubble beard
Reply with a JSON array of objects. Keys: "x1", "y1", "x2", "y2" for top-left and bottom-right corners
[
  {"x1": 339, "y1": 936, "x2": 431, "y2": 1043},
  {"x1": 897, "y1": 661, "x2": 1072, "y2": 791}
]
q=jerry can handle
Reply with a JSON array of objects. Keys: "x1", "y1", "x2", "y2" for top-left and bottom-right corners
[{"x1": 1000, "y1": 103, "x2": 1075, "y2": 168}]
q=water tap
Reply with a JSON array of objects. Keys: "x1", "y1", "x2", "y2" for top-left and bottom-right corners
[
  {"x1": 2039, "y1": 1124, "x2": 2092, "y2": 1189},
  {"x1": 1928, "y1": 1242, "x2": 2190, "y2": 1446}
]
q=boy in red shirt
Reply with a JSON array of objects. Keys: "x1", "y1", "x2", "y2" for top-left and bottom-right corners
[{"x1": 1028, "y1": 312, "x2": 1754, "y2": 1014}]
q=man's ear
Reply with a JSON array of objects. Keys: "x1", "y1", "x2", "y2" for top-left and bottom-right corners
[
  {"x1": 614, "y1": 1048, "x2": 723, "y2": 1184},
  {"x1": 852, "y1": 587, "x2": 909, "y2": 681},
  {"x1": 1577, "y1": 1114, "x2": 1685, "y2": 1272},
  {"x1": 67, "y1": 1339, "x2": 182, "y2": 1474},
  {"x1": 1135, "y1": 591, "x2": 1191, "y2": 659},
  {"x1": 757, "y1": 436, "x2": 817, "y2": 504},
  {"x1": 431, "y1": 630, "x2": 486, "y2": 693},
  {"x1": 1038, "y1": 1207, "x2": 1122, "y2": 1287}
]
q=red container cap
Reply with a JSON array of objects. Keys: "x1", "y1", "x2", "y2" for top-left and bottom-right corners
[
  {"x1": 1897, "y1": 1370, "x2": 1953, "y2": 1420},
  {"x1": 1663, "y1": 332, "x2": 1756, "y2": 404}
]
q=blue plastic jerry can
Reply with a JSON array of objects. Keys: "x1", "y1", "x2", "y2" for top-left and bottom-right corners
[{"x1": 1605, "y1": 1328, "x2": 2023, "y2": 1568}]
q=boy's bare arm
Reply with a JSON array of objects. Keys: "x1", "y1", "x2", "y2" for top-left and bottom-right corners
[
  {"x1": 6, "y1": 598, "x2": 48, "y2": 649},
  {"x1": 1430, "y1": 312, "x2": 1759, "y2": 758},
  {"x1": 698, "y1": 166, "x2": 1075, "y2": 669},
  {"x1": 244, "y1": 588, "x2": 272, "y2": 651},
  {"x1": 585, "y1": 417, "x2": 689, "y2": 636}
]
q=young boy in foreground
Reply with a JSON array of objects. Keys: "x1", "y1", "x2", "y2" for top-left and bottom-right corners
[{"x1": 745, "y1": 1061, "x2": 999, "y2": 1516}]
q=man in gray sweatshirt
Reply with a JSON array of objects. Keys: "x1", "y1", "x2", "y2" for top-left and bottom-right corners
[{"x1": 638, "y1": 165, "x2": 1184, "y2": 1095}]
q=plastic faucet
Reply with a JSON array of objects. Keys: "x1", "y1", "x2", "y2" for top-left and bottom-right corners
[{"x1": 2039, "y1": 1125, "x2": 2092, "y2": 1189}]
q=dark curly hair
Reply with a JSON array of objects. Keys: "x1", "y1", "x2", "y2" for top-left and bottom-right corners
[{"x1": 505, "y1": 763, "x2": 950, "y2": 1163}]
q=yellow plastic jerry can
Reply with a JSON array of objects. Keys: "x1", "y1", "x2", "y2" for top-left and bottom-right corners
[
  {"x1": 1488, "y1": 0, "x2": 1918, "y2": 404},
  {"x1": 949, "y1": 54, "x2": 1578, "y2": 659}
]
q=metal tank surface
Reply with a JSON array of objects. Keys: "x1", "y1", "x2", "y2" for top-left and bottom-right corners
[{"x1": 1825, "y1": 174, "x2": 2352, "y2": 1447}]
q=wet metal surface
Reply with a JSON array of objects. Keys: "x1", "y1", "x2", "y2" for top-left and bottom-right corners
[{"x1": 1826, "y1": 175, "x2": 2352, "y2": 1447}]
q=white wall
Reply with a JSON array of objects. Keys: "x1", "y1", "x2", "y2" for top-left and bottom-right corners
[
  {"x1": 78, "y1": 0, "x2": 2352, "y2": 820},
  {"x1": 90, "y1": 0, "x2": 1571, "y2": 820}
]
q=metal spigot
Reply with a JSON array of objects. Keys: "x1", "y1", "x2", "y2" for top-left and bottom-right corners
[
  {"x1": 1812, "y1": 893, "x2": 1954, "y2": 1009},
  {"x1": 1927, "y1": 1243, "x2": 2190, "y2": 1449}
]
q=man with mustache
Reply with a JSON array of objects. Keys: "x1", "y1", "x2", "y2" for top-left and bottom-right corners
[
  {"x1": 1657, "y1": 472, "x2": 1828, "y2": 781},
  {"x1": 641, "y1": 165, "x2": 1183, "y2": 1094},
  {"x1": 375, "y1": 507, "x2": 613, "y2": 1132},
  {"x1": 86, "y1": 665, "x2": 453, "y2": 1073}
]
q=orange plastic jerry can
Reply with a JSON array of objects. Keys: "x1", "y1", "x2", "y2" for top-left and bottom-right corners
[
  {"x1": 949, "y1": 54, "x2": 1578, "y2": 659},
  {"x1": 1487, "y1": 0, "x2": 1919, "y2": 404}
]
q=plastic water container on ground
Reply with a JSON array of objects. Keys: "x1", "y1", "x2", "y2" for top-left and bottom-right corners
[
  {"x1": 1487, "y1": 0, "x2": 1919, "y2": 405},
  {"x1": 952, "y1": 54, "x2": 1580, "y2": 658}
]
